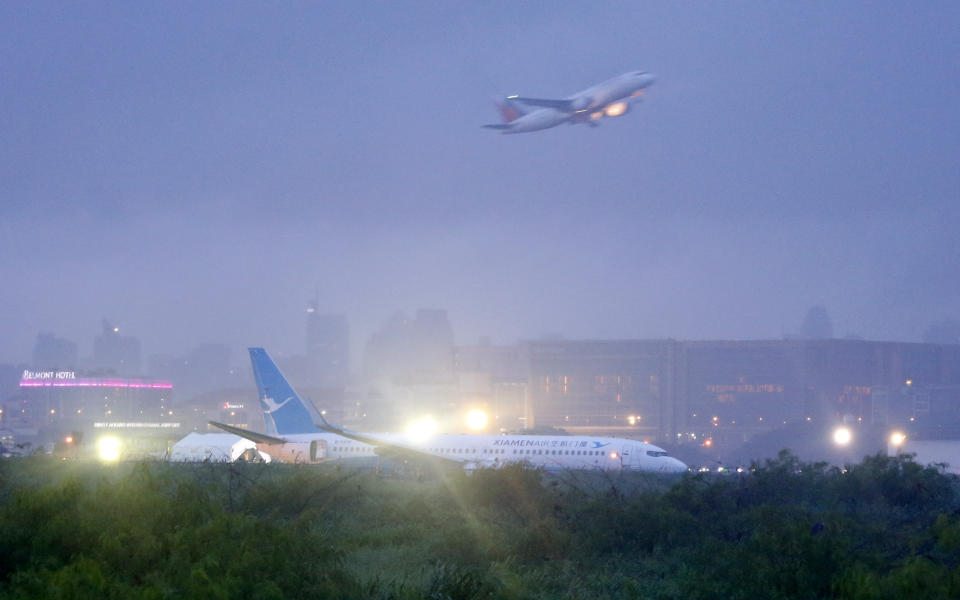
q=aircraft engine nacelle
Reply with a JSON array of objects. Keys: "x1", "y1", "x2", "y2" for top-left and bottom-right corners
[
  {"x1": 570, "y1": 96, "x2": 592, "y2": 112},
  {"x1": 604, "y1": 102, "x2": 630, "y2": 118}
]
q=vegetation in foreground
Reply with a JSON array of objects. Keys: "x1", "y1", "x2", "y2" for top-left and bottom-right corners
[{"x1": 0, "y1": 451, "x2": 958, "y2": 599}]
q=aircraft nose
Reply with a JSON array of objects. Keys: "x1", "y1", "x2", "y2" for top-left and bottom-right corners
[
  {"x1": 667, "y1": 457, "x2": 687, "y2": 473},
  {"x1": 643, "y1": 72, "x2": 657, "y2": 86}
]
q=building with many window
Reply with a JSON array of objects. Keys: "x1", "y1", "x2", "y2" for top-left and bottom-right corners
[
  {"x1": 3, "y1": 369, "x2": 178, "y2": 456},
  {"x1": 465, "y1": 339, "x2": 960, "y2": 451}
]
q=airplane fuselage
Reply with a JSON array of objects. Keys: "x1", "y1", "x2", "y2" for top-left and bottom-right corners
[
  {"x1": 258, "y1": 431, "x2": 687, "y2": 473},
  {"x1": 500, "y1": 108, "x2": 571, "y2": 134},
  {"x1": 567, "y1": 71, "x2": 654, "y2": 113},
  {"x1": 486, "y1": 70, "x2": 655, "y2": 134}
]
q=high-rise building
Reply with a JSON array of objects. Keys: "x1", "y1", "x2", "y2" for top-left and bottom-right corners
[
  {"x1": 305, "y1": 296, "x2": 349, "y2": 387},
  {"x1": 32, "y1": 333, "x2": 78, "y2": 369},
  {"x1": 92, "y1": 320, "x2": 141, "y2": 375},
  {"x1": 362, "y1": 309, "x2": 454, "y2": 384}
]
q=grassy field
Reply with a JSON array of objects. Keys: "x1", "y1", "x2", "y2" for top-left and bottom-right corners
[{"x1": 0, "y1": 452, "x2": 957, "y2": 599}]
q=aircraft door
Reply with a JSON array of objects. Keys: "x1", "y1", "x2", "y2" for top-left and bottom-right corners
[{"x1": 309, "y1": 440, "x2": 326, "y2": 462}]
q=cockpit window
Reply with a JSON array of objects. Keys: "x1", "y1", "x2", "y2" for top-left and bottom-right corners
[{"x1": 646, "y1": 450, "x2": 669, "y2": 457}]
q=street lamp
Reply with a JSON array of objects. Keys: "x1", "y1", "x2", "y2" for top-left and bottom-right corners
[
  {"x1": 465, "y1": 409, "x2": 488, "y2": 431},
  {"x1": 833, "y1": 427, "x2": 852, "y2": 446},
  {"x1": 890, "y1": 431, "x2": 906, "y2": 455}
]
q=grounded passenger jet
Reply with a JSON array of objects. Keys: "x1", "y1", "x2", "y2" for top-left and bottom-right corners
[
  {"x1": 483, "y1": 70, "x2": 655, "y2": 134},
  {"x1": 210, "y1": 348, "x2": 687, "y2": 473}
]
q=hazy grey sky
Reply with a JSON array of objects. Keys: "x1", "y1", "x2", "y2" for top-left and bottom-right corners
[{"x1": 2, "y1": 2, "x2": 958, "y2": 364}]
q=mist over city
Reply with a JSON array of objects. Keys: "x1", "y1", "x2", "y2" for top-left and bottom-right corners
[
  {"x1": 4, "y1": 3, "x2": 960, "y2": 597},
  {"x1": 3, "y1": 2, "x2": 959, "y2": 366}
]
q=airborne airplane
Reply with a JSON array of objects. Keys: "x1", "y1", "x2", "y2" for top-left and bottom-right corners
[
  {"x1": 483, "y1": 70, "x2": 655, "y2": 134},
  {"x1": 211, "y1": 348, "x2": 687, "y2": 473}
]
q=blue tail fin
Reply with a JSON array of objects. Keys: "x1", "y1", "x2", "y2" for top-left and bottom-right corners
[{"x1": 249, "y1": 348, "x2": 317, "y2": 435}]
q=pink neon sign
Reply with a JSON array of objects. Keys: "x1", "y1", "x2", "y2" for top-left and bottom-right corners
[{"x1": 19, "y1": 378, "x2": 173, "y2": 390}]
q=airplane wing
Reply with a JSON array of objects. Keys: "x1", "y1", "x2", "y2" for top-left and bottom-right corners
[
  {"x1": 315, "y1": 417, "x2": 461, "y2": 466},
  {"x1": 509, "y1": 97, "x2": 574, "y2": 111},
  {"x1": 208, "y1": 421, "x2": 288, "y2": 446}
]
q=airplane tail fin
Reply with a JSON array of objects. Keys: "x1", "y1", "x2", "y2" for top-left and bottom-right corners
[
  {"x1": 495, "y1": 97, "x2": 527, "y2": 123},
  {"x1": 249, "y1": 348, "x2": 317, "y2": 435}
]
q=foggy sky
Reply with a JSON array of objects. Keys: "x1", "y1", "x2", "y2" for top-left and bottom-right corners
[{"x1": 2, "y1": 2, "x2": 959, "y2": 366}]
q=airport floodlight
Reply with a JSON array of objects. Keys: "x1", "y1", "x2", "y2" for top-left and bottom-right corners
[
  {"x1": 465, "y1": 409, "x2": 488, "y2": 431},
  {"x1": 405, "y1": 416, "x2": 437, "y2": 444},
  {"x1": 890, "y1": 432, "x2": 906, "y2": 447},
  {"x1": 833, "y1": 427, "x2": 852, "y2": 446},
  {"x1": 97, "y1": 436, "x2": 122, "y2": 461}
]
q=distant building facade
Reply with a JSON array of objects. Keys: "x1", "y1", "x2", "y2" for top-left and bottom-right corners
[
  {"x1": 456, "y1": 338, "x2": 960, "y2": 447},
  {"x1": 306, "y1": 298, "x2": 349, "y2": 388},
  {"x1": 363, "y1": 309, "x2": 454, "y2": 384},
  {"x1": 455, "y1": 342, "x2": 529, "y2": 432},
  {"x1": 523, "y1": 340, "x2": 676, "y2": 439},
  {"x1": 3, "y1": 368, "x2": 177, "y2": 453},
  {"x1": 32, "y1": 333, "x2": 78, "y2": 369},
  {"x1": 92, "y1": 320, "x2": 141, "y2": 375}
]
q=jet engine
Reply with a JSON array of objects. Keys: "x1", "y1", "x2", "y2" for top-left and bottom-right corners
[{"x1": 603, "y1": 101, "x2": 630, "y2": 117}]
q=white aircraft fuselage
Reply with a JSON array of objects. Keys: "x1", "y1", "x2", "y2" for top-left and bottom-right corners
[
  {"x1": 254, "y1": 430, "x2": 686, "y2": 474},
  {"x1": 485, "y1": 70, "x2": 655, "y2": 134}
]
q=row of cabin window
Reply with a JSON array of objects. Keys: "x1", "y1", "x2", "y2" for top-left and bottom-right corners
[
  {"x1": 431, "y1": 448, "x2": 605, "y2": 457},
  {"x1": 429, "y1": 448, "x2": 503, "y2": 454},
  {"x1": 511, "y1": 449, "x2": 604, "y2": 456},
  {"x1": 333, "y1": 445, "x2": 605, "y2": 458}
]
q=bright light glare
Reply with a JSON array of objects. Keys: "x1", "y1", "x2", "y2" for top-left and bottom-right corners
[
  {"x1": 405, "y1": 417, "x2": 437, "y2": 443},
  {"x1": 833, "y1": 427, "x2": 852, "y2": 446},
  {"x1": 465, "y1": 410, "x2": 488, "y2": 431},
  {"x1": 890, "y1": 432, "x2": 906, "y2": 447},
  {"x1": 604, "y1": 102, "x2": 628, "y2": 117},
  {"x1": 98, "y1": 436, "x2": 122, "y2": 461}
]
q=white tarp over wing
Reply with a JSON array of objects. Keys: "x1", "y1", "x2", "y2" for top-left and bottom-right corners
[{"x1": 170, "y1": 432, "x2": 256, "y2": 462}]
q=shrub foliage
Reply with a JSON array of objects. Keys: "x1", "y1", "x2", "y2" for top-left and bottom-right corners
[{"x1": 0, "y1": 451, "x2": 957, "y2": 599}]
